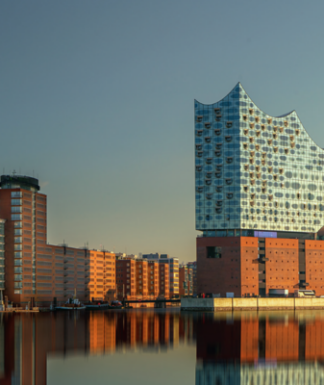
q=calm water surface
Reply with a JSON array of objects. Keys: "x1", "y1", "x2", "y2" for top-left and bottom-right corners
[{"x1": 1, "y1": 309, "x2": 324, "y2": 384}]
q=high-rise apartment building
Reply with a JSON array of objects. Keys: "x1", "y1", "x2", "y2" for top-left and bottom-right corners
[
  {"x1": 0, "y1": 174, "x2": 116, "y2": 306},
  {"x1": 195, "y1": 84, "x2": 324, "y2": 297},
  {"x1": 0, "y1": 175, "x2": 47, "y2": 304}
]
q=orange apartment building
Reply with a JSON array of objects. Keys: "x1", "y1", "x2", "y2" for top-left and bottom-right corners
[
  {"x1": 116, "y1": 257, "x2": 170, "y2": 301},
  {"x1": 0, "y1": 174, "x2": 116, "y2": 306},
  {"x1": 147, "y1": 260, "x2": 159, "y2": 299},
  {"x1": 136, "y1": 259, "x2": 148, "y2": 299},
  {"x1": 159, "y1": 263, "x2": 169, "y2": 299}
]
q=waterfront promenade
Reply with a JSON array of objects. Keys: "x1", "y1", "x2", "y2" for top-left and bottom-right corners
[{"x1": 181, "y1": 297, "x2": 324, "y2": 311}]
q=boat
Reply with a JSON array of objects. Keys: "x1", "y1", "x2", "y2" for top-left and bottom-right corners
[
  {"x1": 56, "y1": 290, "x2": 86, "y2": 310},
  {"x1": 85, "y1": 299, "x2": 123, "y2": 310},
  {"x1": 85, "y1": 299, "x2": 111, "y2": 310},
  {"x1": 109, "y1": 300, "x2": 123, "y2": 309},
  {"x1": 56, "y1": 298, "x2": 86, "y2": 310}
]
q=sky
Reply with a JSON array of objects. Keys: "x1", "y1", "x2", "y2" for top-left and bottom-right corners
[{"x1": 1, "y1": 1, "x2": 324, "y2": 262}]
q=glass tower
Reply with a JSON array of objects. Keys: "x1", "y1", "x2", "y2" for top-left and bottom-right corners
[{"x1": 195, "y1": 83, "x2": 324, "y2": 235}]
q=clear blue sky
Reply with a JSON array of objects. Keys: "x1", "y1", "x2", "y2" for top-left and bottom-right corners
[{"x1": 1, "y1": 0, "x2": 324, "y2": 262}]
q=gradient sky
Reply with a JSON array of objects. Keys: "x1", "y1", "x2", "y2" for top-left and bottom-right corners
[{"x1": 1, "y1": 1, "x2": 324, "y2": 262}]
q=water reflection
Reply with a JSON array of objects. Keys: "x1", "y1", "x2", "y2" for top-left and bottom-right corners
[
  {"x1": 2, "y1": 310, "x2": 324, "y2": 384},
  {"x1": 196, "y1": 311, "x2": 324, "y2": 385}
]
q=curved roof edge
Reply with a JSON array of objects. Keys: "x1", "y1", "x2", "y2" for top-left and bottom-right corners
[
  {"x1": 195, "y1": 82, "x2": 240, "y2": 107},
  {"x1": 195, "y1": 82, "x2": 297, "y2": 119}
]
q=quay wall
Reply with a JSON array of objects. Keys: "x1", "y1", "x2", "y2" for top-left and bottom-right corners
[{"x1": 181, "y1": 297, "x2": 324, "y2": 311}]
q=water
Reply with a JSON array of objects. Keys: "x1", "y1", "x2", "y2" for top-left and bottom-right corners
[{"x1": 1, "y1": 309, "x2": 324, "y2": 384}]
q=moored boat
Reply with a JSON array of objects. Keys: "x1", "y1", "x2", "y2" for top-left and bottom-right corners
[
  {"x1": 85, "y1": 299, "x2": 110, "y2": 310},
  {"x1": 56, "y1": 291, "x2": 85, "y2": 310},
  {"x1": 85, "y1": 299, "x2": 123, "y2": 310},
  {"x1": 109, "y1": 300, "x2": 123, "y2": 309}
]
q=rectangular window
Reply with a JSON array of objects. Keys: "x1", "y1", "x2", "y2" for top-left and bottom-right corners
[
  {"x1": 14, "y1": 259, "x2": 23, "y2": 266},
  {"x1": 11, "y1": 191, "x2": 22, "y2": 198},
  {"x1": 37, "y1": 261, "x2": 52, "y2": 266},
  {"x1": 14, "y1": 244, "x2": 22, "y2": 251},
  {"x1": 37, "y1": 276, "x2": 51, "y2": 281},
  {"x1": 207, "y1": 247, "x2": 222, "y2": 259},
  {"x1": 14, "y1": 237, "x2": 22, "y2": 243},
  {"x1": 14, "y1": 229, "x2": 23, "y2": 236},
  {"x1": 14, "y1": 274, "x2": 22, "y2": 281},
  {"x1": 11, "y1": 199, "x2": 22, "y2": 206},
  {"x1": 11, "y1": 214, "x2": 22, "y2": 221},
  {"x1": 11, "y1": 206, "x2": 22, "y2": 213}
]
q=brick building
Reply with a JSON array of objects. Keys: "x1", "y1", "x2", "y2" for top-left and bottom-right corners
[
  {"x1": 147, "y1": 260, "x2": 159, "y2": 298},
  {"x1": 116, "y1": 257, "x2": 170, "y2": 301},
  {"x1": 116, "y1": 258, "x2": 136, "y2": 299},
  {"x1": 196, "y1": 235, "x2": 324, "y2": 297},
  {"x1": 179, "y1": 265, "x2": 193, "y2": 297},
  {"x1": 142, "y1": 254, "x2": 179, "y2": 297},
  {"x1": 158, "y1": 263, "x2": 170, "y2": 299},
  {"x1": 159, "y1": 256, "x2": 179, "y2": 297},
  {"x1": 187, "y1": 261, "x2": 197, "y2": 296}
]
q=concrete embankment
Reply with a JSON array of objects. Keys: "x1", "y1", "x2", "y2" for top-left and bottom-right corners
[
  {"x1": 181, "y1": 297, "x2": 324, "y2": 311},
  {"x1": 0, "y1": 307, "x2": 40, "y2": 313}
]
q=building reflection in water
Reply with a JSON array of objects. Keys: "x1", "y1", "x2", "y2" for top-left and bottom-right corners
[
  {"x1": 196, "y1": 311, "x2": 324, "y2": 385},
  {"x1": 0, "y1": 310, "x2": 186, "y2": 384},
  {"x1": 3, "y1": 310, "x2": 324, "y2": 385}
]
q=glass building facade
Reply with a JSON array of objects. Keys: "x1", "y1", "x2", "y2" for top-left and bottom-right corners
[{"x1": 195, "y1": 83, "x2": 324, "y2": 235}]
